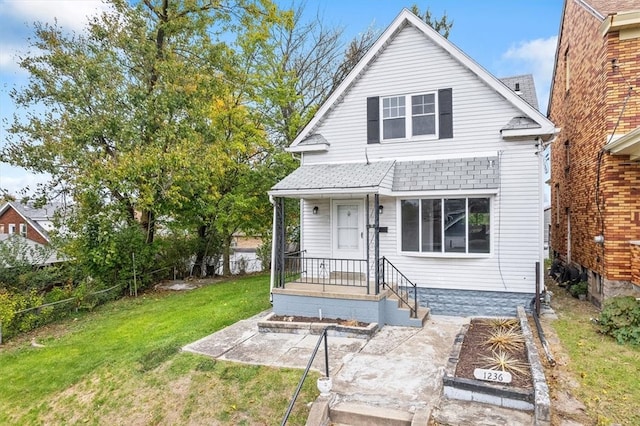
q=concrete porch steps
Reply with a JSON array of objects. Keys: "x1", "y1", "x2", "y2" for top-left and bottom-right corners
[{"x1": 329, "y1": 402, "x2": 416, "y2": 426}]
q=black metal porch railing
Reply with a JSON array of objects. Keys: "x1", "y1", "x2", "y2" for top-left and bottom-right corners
[
  {"x1": 379, "y1": 257, "x2": 418, "y2": 318},
  {"x1": 281, "y1": 326, "x2": 332, "y2": 426},
  {"x1": 282, "y1": 252, "x2": 369, "y2": 292}
]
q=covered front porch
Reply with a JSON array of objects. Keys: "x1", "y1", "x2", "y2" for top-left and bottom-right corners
[{"x1": 268, "y1": 161, "x2": 424, "y2": 327}]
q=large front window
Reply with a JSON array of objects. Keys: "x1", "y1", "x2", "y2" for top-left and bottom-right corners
[
  {"x1": 382, "y1": 92, "x2": 437, "y2": 140},
  {"x1": 401, "y1": 197, "x2": 490, "y2": 254}
]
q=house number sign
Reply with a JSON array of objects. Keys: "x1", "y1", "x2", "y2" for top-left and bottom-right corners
[{"x1": 473, "y1": 368, "x2": 512, "y2": 384}]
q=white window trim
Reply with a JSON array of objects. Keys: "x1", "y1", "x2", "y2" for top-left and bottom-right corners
[
  {"x1": 380, "y1": 91, "x2": 439, "y2": 142},
  {"x1": 8, "y1": 223, "x2": 16, "y2": 234},
  {"x1": 395, "y1": 196, "x2": 493, "y2": 258},
  {"x1": 19, "y1": 223, "x2": 27, "y2": 237}
]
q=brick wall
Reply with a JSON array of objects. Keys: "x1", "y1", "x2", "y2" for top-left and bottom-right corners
[
  {"x1": 631, "y1": 243, "x2": 640, "y2": 286},
  {"x1": 0, "y1": 207, "x2": 49, "y2": 245},
  {"x1": 549, "y1": 1, "x2": 640, "y2": 300}
]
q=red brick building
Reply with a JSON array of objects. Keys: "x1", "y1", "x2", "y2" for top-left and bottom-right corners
[
  {"x1": 0, "y1": 201, "x2": 54, "y2": 245},
  {"x1": 549, "y1": 0, "x2": 640, "y2": 306}
]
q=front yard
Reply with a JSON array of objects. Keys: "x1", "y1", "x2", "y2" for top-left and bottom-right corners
[
  {"x1": 0, "y1": 274, "x2": 318, "y2": 425},
  {"x1": 542, "y1": 278, "x2": 640, "y2": 425}
]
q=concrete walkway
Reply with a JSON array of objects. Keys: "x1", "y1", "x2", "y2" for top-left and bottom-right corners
[{"x1": 183, "y1": 311, "x2": 535, "y2": 424}]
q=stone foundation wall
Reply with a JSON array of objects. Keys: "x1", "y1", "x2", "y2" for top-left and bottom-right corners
[{"x1": 416, "y1": 288, "x2": 535, "y2": 317}]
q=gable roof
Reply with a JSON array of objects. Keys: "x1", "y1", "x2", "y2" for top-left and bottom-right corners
[
  {"x1": 0, "y1": 201, "x2": 57, "y2": 242},
  {"x1": 289, "y1": 8, "x2": 556, "y2": 150},
  {"x1": 499, "y1": 74, "x2": 539, "y2": 110}
]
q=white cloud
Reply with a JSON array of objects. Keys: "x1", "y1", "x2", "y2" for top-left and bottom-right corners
[
  {"x1": 3, "y1": 0, "x2": 111, "y2": 33},
  {"x1": 0, "y1": 167, "x2": 50, "y2": 197},
  {"x1": 500, "y1": 36, "x2": 558, "y2": 112}
]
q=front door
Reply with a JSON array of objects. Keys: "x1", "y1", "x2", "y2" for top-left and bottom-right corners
[{"x1": 332, "y1": 200, "x2": 365, "y2": 259}]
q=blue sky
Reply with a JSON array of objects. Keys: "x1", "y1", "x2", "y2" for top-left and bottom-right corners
[{"x1": 0, "y1": 0, "x2": 563, "y2": 196}]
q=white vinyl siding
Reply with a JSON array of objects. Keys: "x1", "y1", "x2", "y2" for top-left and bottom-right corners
[
  {"x1": 295, "y1": 24, "x2": 543, "y2": 294},
  {"x1": 302, "y1": 25, "x2": 523, "y2": 165}
]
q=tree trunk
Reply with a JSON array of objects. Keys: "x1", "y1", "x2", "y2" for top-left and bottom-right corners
[
  {"x1": 222, "y1": 234, "x2": 232, "y2": 276},
  {"x1": 192, "y1": 225, "x2": 208, "y2": 277},
  {"x1": 140, "y1": 209, "x2": 156, "y2": 245}
]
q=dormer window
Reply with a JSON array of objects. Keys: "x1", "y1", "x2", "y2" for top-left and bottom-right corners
[
  {"x1": 381, "y1": 92, "x2": 437, "y2": 140},
  {"x1": 367, "y1": 88, "x2": 452, "y2": 144}
]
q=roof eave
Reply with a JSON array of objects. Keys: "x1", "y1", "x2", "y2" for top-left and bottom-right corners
[
  {"x1": 605, "y1": 127, "x2": 640, "y2": 160},
  {"x1": 286, "y1": 144, "x2": 329, "y2": 153},
  {"x1": 501, "y1": 126, "x2": 559, "y2": 141}
]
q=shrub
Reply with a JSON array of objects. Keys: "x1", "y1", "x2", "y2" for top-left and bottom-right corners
[
  {"x1": 569, "y1": 281, "x2": 588, "y2": 298},
  {"x1": 599, "y1": 296, "x2": 640, "y2": 346}
]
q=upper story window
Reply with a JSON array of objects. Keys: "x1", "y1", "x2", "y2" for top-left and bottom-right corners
[
  {"x1": 8, "y1": 223, "x2": 16, "y2": 234},
  {"x1": 367, "y1": 88, "x2": 452, "y2": 144},
  {"x1": 19, "y1": 223, "x2": 27, "y2": 237},
  {"x1": 381, "y1": 92, "x2": 436, "y2": 140},
  {"x1": 382, "y1": 96, "x2": 406, "y2": 139}
]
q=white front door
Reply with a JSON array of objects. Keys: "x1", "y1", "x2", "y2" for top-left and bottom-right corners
[{"x1": 332, "y1": 200, "x2": 365, "y2": 259}]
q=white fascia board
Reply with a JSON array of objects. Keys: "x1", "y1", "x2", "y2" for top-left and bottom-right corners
[
  {"x1": 289, "y1": 9, "x2": 555, "y2": 149},
  {"x1": 605, "y1": 127, "x2": 640, "y2": 158},
  {"x1": 268, "y1": 187, "x2": 380, "y2": 198},
  {"x1": 501, "y1": 126, "x2": 559, "y2": 141},
  {"x1": 286, "y1": 143, "x2": 329, "y2": 153},
  {"x1": 600, "y1": 10, "x2": 640, "y2": 36},
  {"x1": 389, "y1": 188, "x2": 499, "y2": 198}
]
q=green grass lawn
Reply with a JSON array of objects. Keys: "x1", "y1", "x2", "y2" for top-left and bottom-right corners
[
  {"x1": 546, "y1": 279, "x2": 640, "y2": 426},
  {"x1": 0, "y1": 274, "x2": 318, "y2": 425}
]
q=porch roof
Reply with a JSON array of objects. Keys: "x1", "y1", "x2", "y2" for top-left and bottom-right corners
[
  {"x1": 270, "y1": 161, "x2": 395, "y2": 197},
  {"x1": 605, "y1": 126, "x2": 640, "y2": 161},
  {"x1": 270, "y1": 155, "x2": 501, "y2": 197}
]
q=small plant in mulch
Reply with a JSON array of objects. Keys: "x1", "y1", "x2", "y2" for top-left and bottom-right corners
[
  {"x1": 480, "y1": 350, "x2": 531, "y2": 379},
  {"x1": 454, "y1": 317, "x2": 532, "y2": 388},
  {"x1": 482, "y1": 326, "x2": 525, "y2": 353}
]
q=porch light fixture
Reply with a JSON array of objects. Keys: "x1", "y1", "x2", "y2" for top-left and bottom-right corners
[
  {"x1": 378, "y1": 205, "x2": 384, "y2": 215},
  {"x1": 313, "y1": 206, "x2": 319, "y2": 215}
]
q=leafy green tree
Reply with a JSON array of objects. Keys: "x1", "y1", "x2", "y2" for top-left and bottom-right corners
[
  {"x1": 2, "y1": 0, "x2": 282, "y2": 279},
  {"x1": 410, "y1": 4, "x2": 454, "y2": 38}
]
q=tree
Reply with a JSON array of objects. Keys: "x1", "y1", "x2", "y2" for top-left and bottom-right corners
[
  {"x1": 410, "y1": 4, "x2": 454, "y2": 38},
  {"x1": 2, "y1": 0, "x2": 282, "y2": 280}
]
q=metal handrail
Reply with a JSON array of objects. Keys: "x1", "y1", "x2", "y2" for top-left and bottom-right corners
[
  {"x1": 282, "y1": 255, "x2": 369, "y2": 291},
  {"x1": 380, "y1": 257, "x2": 418, "y2": 318},
  {"x1": 281, "y1": 326, "x2": 332, "y2": 425}
]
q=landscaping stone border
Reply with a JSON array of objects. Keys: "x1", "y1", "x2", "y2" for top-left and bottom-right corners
[
  {"x1": 257, "y1": 312, "x2": 378, "y2": 339},
  {"x1": 442, "y1": 307, "x2": 551, "y2": 425}
]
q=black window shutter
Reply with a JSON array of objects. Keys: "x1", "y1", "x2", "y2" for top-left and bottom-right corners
[
  {"x1": 438, "y1": 88, "x2": 453, "y2": 139},
  {"x1": 367, "y1": 96, "x2": 380, "y2": 144}
]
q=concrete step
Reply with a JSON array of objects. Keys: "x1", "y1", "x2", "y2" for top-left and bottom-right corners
[{"x1": 330, "y1": 402, "x2": 413, "y2": 426}]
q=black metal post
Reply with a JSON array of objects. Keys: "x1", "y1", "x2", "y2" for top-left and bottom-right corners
[
  {"x1": 323, "y1": 328, "x2": 329, "y2": 377},
  {"x1": 374, "y1": 194, "x2": 380, "y2": 294},
  {"x1": 276, "y1": 197, "x2": 286, "y2": 288},
  {"x1": 535, "y1": 261, "x2": 541, "y2": 315},
  {"x1": 365, "y1": 194, "x2": 370, "y2": 294}
]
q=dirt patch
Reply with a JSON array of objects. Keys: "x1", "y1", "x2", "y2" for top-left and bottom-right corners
[
  {"x1": 268, "y1": 314, "x2": 370, "y2": 328},
  {"x1": 454, "y1": 319, "x2": 532, "y2": 389}
]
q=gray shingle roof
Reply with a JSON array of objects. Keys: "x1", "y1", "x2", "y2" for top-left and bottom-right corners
[
  {"x1": 271, "y1": 161, "x2": 395, "y2": 192},
  {"x1": 392, "y1": 157, "x2": 500, "y2": 191},
  {"x1": 501, "y1": 116, "x2": 541, "y2": 131},
  {"x1": 272, "y1": 156, "x2": 500, "y2": 195},
  {"x1": 499, "y1": 74, "x2": 539, "y2": 110},
  {"x1": 298, "y1": 134, "x2": 329, "y2": 146}
]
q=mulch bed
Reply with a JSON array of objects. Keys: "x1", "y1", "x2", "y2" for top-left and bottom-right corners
[
  {"x1": 455, "y1": 319, "x2": 533, "y2": 389},
  {"x1": 268, "y1": 314, "x2": 370, "y2": 328}
]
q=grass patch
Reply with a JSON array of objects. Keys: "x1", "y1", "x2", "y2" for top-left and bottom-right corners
[
  {"x1": 546, "y1": 279, "x2": 640, "y2": 425},
  {"x1": 0, "y1": 274, "x2": 319, "y2": 425}
]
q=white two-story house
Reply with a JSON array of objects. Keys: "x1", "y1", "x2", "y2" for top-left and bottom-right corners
[{"x1": 268, "y1": 9, "x2": 556, "y2": 326}]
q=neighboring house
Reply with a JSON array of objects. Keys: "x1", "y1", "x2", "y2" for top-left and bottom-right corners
[
  {"x1": 0, "y1": 234, "x2": 65, "y2": 267},
  {"x1": 268, "y1": 9, "x2": 556, "y2": 325},
  {"x1": 548, "y1": 0, "x2": 640, "y2": 306},
  {"x1": 0, "y1": 201, "x2": 61, "y2": 245}
]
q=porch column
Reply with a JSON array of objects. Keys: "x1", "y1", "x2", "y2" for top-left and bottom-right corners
[
  {"x1": 374, "y1": 193, "x2": 380, "y2": 294},
  {"x1": 271, "y1": 196, "x2": 285, "y2": 288}
]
